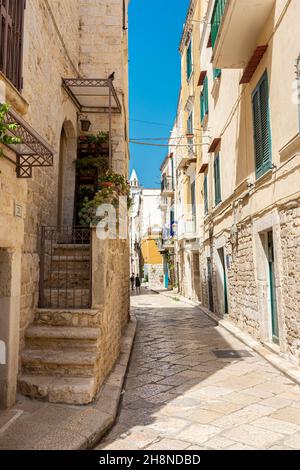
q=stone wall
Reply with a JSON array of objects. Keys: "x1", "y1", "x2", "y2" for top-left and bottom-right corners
[
  {"x1": 91, "y1": 230, "x2": 130, "y2": 388},
  {"x1": 19, "y1": 0, "x2": 80, "y2": 346},
  {"x1": 79, "y1": 0, "x2": 129, "y2": 177},
  {"x1": 0, "y1": 0, "x2": 129, "y2": 407},
  {"x1": 200, "y1": 199, "x2": 300, "y2": 365},
  {"x1": 226, "y1": 222, "x2": 260, "y2": 339},
  {"x1": 279, "y1": 199, "x2": 300, "y2": 362}
]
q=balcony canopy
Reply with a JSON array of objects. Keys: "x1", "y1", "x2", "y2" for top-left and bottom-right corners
[
  {"x1": 212, "y1": 0, "x2": 275, "y2": 69},
  {"x1": 2, "y1": 106, "x2": 54, "y2": 178},
  {"x1": 62, "y1": 78, "x2": 122, "y2": 114}
]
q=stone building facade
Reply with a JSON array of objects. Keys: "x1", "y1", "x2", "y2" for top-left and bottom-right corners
[{"x1": 0, "y1": 0, "x2": 130, "y2": 409}]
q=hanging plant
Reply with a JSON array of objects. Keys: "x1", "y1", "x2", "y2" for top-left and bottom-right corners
[
  {"x1": 0, "y1": 103, "x2": 22, "y2": 157},
  {"x1": 78, "y1": 131, "x2": 109, "y2": 146}
]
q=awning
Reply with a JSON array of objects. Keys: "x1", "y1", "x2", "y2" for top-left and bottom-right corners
[
  {"x1": 2, "y1": 107, "x2": 54, "y2": 178},
  {"x1": 62, "y1": 78, "x2": 122, "y2": 114}
]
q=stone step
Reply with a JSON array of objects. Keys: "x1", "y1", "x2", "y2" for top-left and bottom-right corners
[
  {"x1": 51, "y1": 256, "x2": 90, "y2": 271},
  {"x1": 25, "y1": 325, "x2": 101, "y2": 350},
  {"x1": 18, "y1": 374, "x2": 97, "y2": 405},
  {"x1": 53, "y1": 244, "x2": 90, "y2": 257},
  {"x1": 44, "y1": 271, "x2": 90, "y2": 289},
  {"x1": 35, "y1": 308, "x2": 101, "y2": 327},
  {"x1": 21, "y1": 348, "x2": 101, "y2": 377},
  {"x1": 43, "y1": 288, "x2": 90, "y2": 309}
]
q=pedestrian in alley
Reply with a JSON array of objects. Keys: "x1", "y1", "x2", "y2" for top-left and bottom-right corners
[
  {"x1": 130, "y1": 273, "x2": 135, "y2": 291},
  {"x1": 135, "y1": 274, "x2": 141, "y2": 294}
]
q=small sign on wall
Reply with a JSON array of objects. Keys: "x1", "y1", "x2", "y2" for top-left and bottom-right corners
[{"x1": 14, "y1": 202, "x2": 23, "y2": 218}]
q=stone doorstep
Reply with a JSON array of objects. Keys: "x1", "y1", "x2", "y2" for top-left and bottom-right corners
[
  {"x1": 21, "y1": 348, "x2": 101, "y2": 379},
  {"x1": 18, "y1": 375, "x2": 98, "y2": 405},
  {"x1": 155, "y1": 290, "x2": 300, "y2": 387},
  {"x1": 12, "y1": 318, "x2": 137, "y2": 450},
  {"x1": 25, "y1": 325, "x2": 101, "y2": 351}
]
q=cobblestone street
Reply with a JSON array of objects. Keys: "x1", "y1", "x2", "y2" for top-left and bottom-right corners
[{"x1": 96, "y1": 291, "x2": 300, "y2": 450}]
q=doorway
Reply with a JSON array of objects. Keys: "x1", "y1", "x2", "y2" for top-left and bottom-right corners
[
  {"x1": 267, "y1": 231, "x2": 279, "y2": 344},
  {"x1": 57, "y1": 122, "x2": 77, "y2": 228},
  {"x1": 192, "y1": 252, "x2": 201, "y2": 301},
  {"x1": 218, "y1": 247, "x2": 229, "y2": 314},
  {"x1": 207, "y1": 257, "x2": 214, "y2": 312}
]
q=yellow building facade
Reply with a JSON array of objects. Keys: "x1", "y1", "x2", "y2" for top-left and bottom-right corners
[{"x1": 169, "y1": 0, "x2": 300, "y2": 366}]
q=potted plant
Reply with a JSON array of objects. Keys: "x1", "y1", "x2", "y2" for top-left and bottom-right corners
[{"x1": 0, "y1": 103, "x2": 22, "y2": 158}]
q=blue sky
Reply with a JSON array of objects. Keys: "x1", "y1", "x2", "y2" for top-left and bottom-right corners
[{"x1": 128, "y1": 0, "x2": 190, "y2": 188}]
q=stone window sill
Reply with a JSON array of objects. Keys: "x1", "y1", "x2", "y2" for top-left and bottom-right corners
[{"x1": 0, "y1": 72, "x2": 29, "y2": 115}]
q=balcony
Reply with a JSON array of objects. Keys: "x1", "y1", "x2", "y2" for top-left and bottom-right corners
[
  {"x1": 211, "y1": 0, "x2": 275, "y2": 69},
  {"x1": 159, "y1": 196, "x2": 168, "y2": 210},
  {"x1": 156, "y1": 227, "x2": 175, "y2": 253},
  {"x1": 177, "y1": 138, "x2": 197, "y2": 170},
  {"x1": 161, "y1": 176, "x2": 174, "y2": 197}
]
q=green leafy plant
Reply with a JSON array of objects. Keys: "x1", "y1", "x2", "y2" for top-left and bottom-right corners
[
  {"x1": 78, "y1": 171, "x2": 132, "y2": 226},
  {"x1": 0, "y1": 103, "x2": 21, "y2": 157}
]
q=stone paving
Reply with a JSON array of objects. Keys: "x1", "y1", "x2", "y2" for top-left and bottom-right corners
[{"x1": 96, "y1": 290, "x2": 300, "y2": 450}]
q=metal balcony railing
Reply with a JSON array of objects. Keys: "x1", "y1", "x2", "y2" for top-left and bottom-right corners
[{"x1": 39, "y1": 226, "x2": 92, "y2": 309}]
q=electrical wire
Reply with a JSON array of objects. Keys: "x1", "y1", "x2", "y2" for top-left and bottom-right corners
[
  {"x1": 129, "y1": 118, "x2": 209, "y2": 134},
  {"x1": 129, "y1": 140, "x2": 210, "y2": 148}
]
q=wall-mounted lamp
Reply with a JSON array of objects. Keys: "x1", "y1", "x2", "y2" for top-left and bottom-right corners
[{"x1": 79, "y1": 115, "x2": 91, "y2": 132}]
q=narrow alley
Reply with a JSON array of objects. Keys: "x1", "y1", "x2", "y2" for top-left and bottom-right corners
[{"x1": 96, "y1": 291, "x2": 300, "y2": 451}]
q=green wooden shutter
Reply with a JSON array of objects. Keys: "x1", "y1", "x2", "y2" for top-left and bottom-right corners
[
  {"x1": 204, "y1": 174, "x2": 208, "y2": 215},
  {"x1": 211, "y1": 0, "x2": 228, "y2": 49},
  {"x1": 214, "y1": 154, "x2": 221, "y2": 205},
  {"x1": 201, "y1": 76, "x2": 209, "y2": 124},
  {"x1": 252, "y1": 71, "x2": 272, "y2": 178}
]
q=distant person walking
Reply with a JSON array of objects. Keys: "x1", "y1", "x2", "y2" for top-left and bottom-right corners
[
  {"x1": 130, "y1": 273, "x2": 135, "y2": 291},
  {"x1": 135, "y1": 275, "x2": 141, "y2": 294}
]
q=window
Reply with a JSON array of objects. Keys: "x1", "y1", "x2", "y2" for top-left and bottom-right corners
[
  {"x1": 187, "y1": 112, "x2": 194, "y2": 153},
  {"x1": 187, "y1": 112, "x2": 193, "y2": 134},
  {"x1": 200, "y1": 76, "x2": 209, "y2": 123},
  {"x1": 214, "y1": 153, "x2": 221, "y2": 205},
  {"x1": 186, "y1": 40, "x2": 192, "y2": 80},
  {"x1": 0, "y1": 0, "x2": 26, "y2": 91},
  {"x1": 211, "y1": 0, "x2": 228, "y2": 49},
  {"x1": 252, "y1": 71, "x2": 272, "y2": 179},
  {"x1": 204, "y1": 174, "x2": 208, "y2": 215}
]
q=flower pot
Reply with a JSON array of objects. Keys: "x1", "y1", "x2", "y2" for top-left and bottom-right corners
[{"x1": 101, "y1": 181, "x2": 114, "y2": 188}]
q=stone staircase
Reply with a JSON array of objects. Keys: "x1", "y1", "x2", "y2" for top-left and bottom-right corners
[{"x1": 18, "y1": 243, "x2": 103, "y2": 405}]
